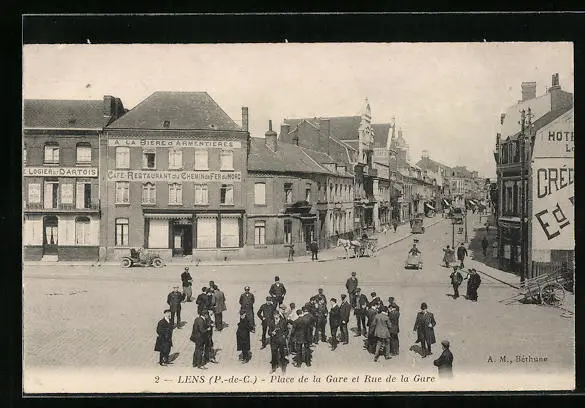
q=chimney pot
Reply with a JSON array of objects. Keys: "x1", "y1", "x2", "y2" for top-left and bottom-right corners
[
  {"x1": 265, "y1": 120, "x2": 278, "y2": 151},
  {"x1": 241, "y1": 107, "x2": 249, "y2": 132}
]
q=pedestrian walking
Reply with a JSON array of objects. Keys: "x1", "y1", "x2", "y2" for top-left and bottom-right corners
[
  {"x1": 310, "y1": 238, "x2": 319, "y2": 261},
  {"x1": 465, "y1": 269, "x2": 482, "y2": 302},
  {"x1": 212, "y1": 284, "x2": 227, "y2": 331},
  {"x1": 413, "y1": 302, "x2": 436, "y2": 357},
  {"x1": 154, "y1": 309, "x2": 173, "y2": 366},
  {"x1": 195, "y1": 287, "x2": 210, "y2": 316},
  {"x1": 392, "y1": 218, "x2": 399, "y2": 233},
  {"x1": 456, "y1": 243, "x2": 468, "y2": 268},
  {"x1": 372, "y1": 306, "x2": 392, "y2": 362},
  {"x1": 492, "y1": 242, "x2": 498, "y2": 258},
  {"x1": 481, "y1": 236, "x2": 489, "y2": 257},
  {"x1": 190, "y1": 310, "x2": 210, "y2": 369},
  {"x1": 353, "y1": 288, "x2": 368, "y2": 336},
  {"x1": 328, "y1": 298, "x2": 341, "y2": 351},
  {"x1": 433, "y1": 340, "x2": 454, "y2": 378},
  {"x1": 181, "y1": 267, "x2": 193, "y2": 302},
  {"x1": 345, "y1": 272, "x2": 358, "y2": 308},
  {"x1": 258, "y1": 297, "x2": 276, "y2": 349},
  {"x1": 442, "y1": 245, "x2": 455, "y2": 268},
  {"x1": 269, "y1": 311, "x2": 289, "y2": 373},
  {"x1": 450, "y1": 266, "x2": 464, "y2": 299},
  {"x1": 236, "y1": 309, "x2": 253, "y2": 364},
  {"x1": 287, "y1": 243, "x2": 295, "y2": 261},
  {"x1": 388, "y1": 302, "x2": 400, "y2": 356},
  {"x1": 269, "y1": 276, "x2": 287, "y2": 306},
  {"x1": 166, "y1": 286, "x2": 185, "y2": 329},
  {"x1": 239, "y1": 286, "x2": 256, "y2": 332},
  {"x1": 339, "y1": 294, "x2": 351, "y2": 344}
]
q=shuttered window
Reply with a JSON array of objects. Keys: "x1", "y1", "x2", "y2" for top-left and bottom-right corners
[
  {"x1": 220, "y1": 217, "x2": 239, "y2": 248},
  {"x1": 197, "y1": 217, "x2": 217, "y2": 249}
]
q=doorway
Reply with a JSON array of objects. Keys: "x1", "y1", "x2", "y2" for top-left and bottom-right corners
[
  {"x1": 43, "y1": 216, "x2": 58, "y2": 255},
  {"x1": 303, "y1": 222, "x2": 315, "y2": 251},
  {"x1": 172, "y1": 221, "x2": 193, "y2": 256}
]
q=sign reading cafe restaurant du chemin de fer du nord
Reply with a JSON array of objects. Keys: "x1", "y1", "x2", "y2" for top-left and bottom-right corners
[{"x1": 531, "y1": 108, "x2": 574, "y2": 262}]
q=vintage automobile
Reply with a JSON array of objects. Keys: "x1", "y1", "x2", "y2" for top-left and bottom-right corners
[
  {"x1": 405, "y1": 251, "x2": 423, "y2": 269},
  {"x1": 410, "y1": 217, "x2": 426, "y2": 234},
  {"x1": 120, "y1": 248, "x2": 164, "y2": 268},
  {"x1": 451, "y1": 207, "x2": 464, "y2": 224}
]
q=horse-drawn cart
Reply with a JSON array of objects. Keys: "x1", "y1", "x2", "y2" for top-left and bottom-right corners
[
  {"x1": 503, "y1": 268, "x2": 570, "y2": 306},
  {"x1": 357, "y1": 237, "x2": 378, "y2": 257}
]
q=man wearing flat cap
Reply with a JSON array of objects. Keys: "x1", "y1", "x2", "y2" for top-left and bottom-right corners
[
  {"x1": 154, "y1": 309, "x2": 173, "y2": 366},
  {"x1": 345, "y1": 272, "x2": 358, "y2": 308},
  {"x1": 181, "y1": 267, "x2": 193, "y2": 302},
  {"x1": 239, "y1": 286, "x2": 256, "y2": 332},
  {"x1": 258, "y1": 297, "x2": 276, "y2": 349},
  {"x1": 166, "y1": 286, "x2": 185, "y2": 328},
  {"x1": 433, "y1": 340, "x2": 454, "y2": 378}
]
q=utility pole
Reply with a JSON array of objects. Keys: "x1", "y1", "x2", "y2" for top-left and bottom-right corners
[{"x1": 520, "y1": 108, "x2": 533, "y2": 283}]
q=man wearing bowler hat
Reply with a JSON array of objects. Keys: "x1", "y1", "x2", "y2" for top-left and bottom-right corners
[
  {"x1": 257, "y1": 296, "x2": 276, "y2": 349},
  {"x1": 166, "y1": 286, "x2": 185, "y2": 328},
  {"x1": 239, "y1": 286, "x2": 256, "y2": 332}
]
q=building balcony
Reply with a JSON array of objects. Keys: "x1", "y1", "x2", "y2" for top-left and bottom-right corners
[
  {"x1": 284, "y1": 200, "x2": 313, "y2": 214},
  {"x1": 24, "y1": 201, "x2": 100, "y2": 213}
]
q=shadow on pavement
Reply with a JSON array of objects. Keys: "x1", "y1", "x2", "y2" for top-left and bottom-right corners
[
  {"x1": 169, "y1": 352, "x2": 180, "y2": 363},
  {"x1": 409, "y1": 344, "x2": 426, "y2": 357}
]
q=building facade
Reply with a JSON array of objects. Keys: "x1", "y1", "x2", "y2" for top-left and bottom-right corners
[
  {"x1": 100, "y1": 92, "x2": 250, "y2": 262},
  {"x1": 23, "y1": 97, "x2": 125, "y2": 261}
]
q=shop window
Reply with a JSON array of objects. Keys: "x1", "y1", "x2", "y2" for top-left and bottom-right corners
[
  {"x1": 197, "y1": 217, "x2": 217, "y2": 249},
  {"x1": 76, "y1": 143, "x2": 92, "y2": 164},
  {"x1": 148, "y1": 219, "x2": 169, "y2": 249},
  {"x1": 194, "y1": 184, "x2": 208, "y2": 205},
  {"x1": 115, "y1": 218, "x2": 129, "y2": 246},
  {"x1": 284, "y1": 219, "x2": 292, "y2": 245},
  {"x1": 220, "y1": 184, "x2": 234, "y2": 205},
  {"x1": 116, "y1": 182, "x2": 130, "y2": 204},
  {"x1": 75, "y1": 217, "x2": 91, "y2": 245},
  {"x1": 220, "y1": 217, "x2": 239, "y2": 248},
  {"x1": 254, "y1": 221, "x2": 266, "y2": 245},
  {"x1": 142, "y1": 182, "x2": 156, "y2": 205},
  {"x1": 44, "y1": 180, "x2": 59, "y2": 209},
  {"x1": 168, "y1": 149, "x2": 183, "y2": 169},
  {"x1": 116, "y1": 147, "x2": 130, "y2": 169},
  {"x1": 60, "y1": 183, "x2": 74, "y2": 205},
  {"x1": 143, "y1": 149, "x2": 156, "y2": 169},
  {"x1": 254, "y1": 182, "x2": 266, "y2": 205},
  {"x1": 305, "y1": 183, "x2": 311, "y2": 202},
  {"x1": 44, "y1": 143, "x2": 59, "y2": 165},
  {"x1": 220, "y1": 150, "x2": 234, "y2": 171},
  {"x1": 285, "y1": 183, "x2": 293, "y2": 204},
  {"x1": 194, "y1": 150, "x2": 208, "y2": 170},
  {"x1": 76, "y1": 183, "x2": 92, "y2": 209},
  {"x1": 169, "y1": 183, "x2": 183, "y2": 205},
  {"x1": 28, "y1": 183, "x2": 41, "y2": 204}
]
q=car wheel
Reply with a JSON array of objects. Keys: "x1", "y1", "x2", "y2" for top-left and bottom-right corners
[
  {"x1": 153, "y1": 258, "x2": 163, "y2": 268},
  {"x1": 121, "y1": 258, "x2": 131, "y2": 268}
]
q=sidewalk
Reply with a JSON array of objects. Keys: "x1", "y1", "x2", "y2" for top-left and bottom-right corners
[{"x1": 24, "y1": 217, "x2": 446, "y2": 268}]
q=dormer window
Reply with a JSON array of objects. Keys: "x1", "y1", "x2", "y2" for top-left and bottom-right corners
[{"x1": 163, "y1": 120, "x2": 170, "y2": 128}]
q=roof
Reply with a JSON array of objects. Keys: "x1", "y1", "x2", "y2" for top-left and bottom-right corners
[
  {"x1": 285, "y1": 116, "x2": 362, "y2": 141},
  {"x1": 372, "y1": 123, "x2": 392, "y2": 148},
  {"x1": 248, "y1": 138, "x2": 334, "y2": 175},
  {"x1": 416, "y1": 156, "x2": 452, "y2": 173},
  {"x1": 24, "y1": 99, "x2": 111, "y2": 129},
  {"x1": 507, "y1": 106, "x2": 573, "y2": 141},
  {"x1": 300, "y1": 147, "x2": 354, "y2": 177},
  {"x1": 107, "y1": 91, "x2": 240, "y2": 131}
]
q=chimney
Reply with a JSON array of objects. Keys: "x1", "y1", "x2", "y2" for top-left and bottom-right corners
[
  {"x1": 421, "y1": 150, "x2": 429, "y2": 159},
  {"x1": 318, "y1": 118, "x2": 331, "y2": 155},
  {"x1": 241, "y1": 107, "x2": 249, "y2": 132},
  {"x1": 280, "y1": 123, "x2": 290, "y2": 143},
  {"x1": 500, "y1": 113, "x2": 506, "y2": 125},
  {"x1": 549, "y1": 73, "x2": 561, "y2": 91},
  {"x1": 265, "y1": 120, "x2": 277, "y2": 151},
  {"x1": 521, "y1": 82, "x2": 537, "y2": 101},
  {"x1": 103, "y1": 95, "x2": 115, "y2": 117}
]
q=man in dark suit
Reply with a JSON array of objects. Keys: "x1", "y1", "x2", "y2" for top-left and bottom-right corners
[
  {"x1": 450, "y1": 267, "x2": 464, "y2": 299},
  {"x1": 291, "y1": 308, "x2": 310, "y2": 367},
  {"x1": 345, "y1": 272, "x2": 358, "y2": 308},
  {"x1": 257, "y1": 297, "x2": 275, "y2": 349},
  {"x1": 269, "y1": 276, "x2": 287, "y2": 306},
  {"x1": 339, "y1": 294, "x2": 351, "y2": 344},
  {"x1": 269, "y1": 311, "x2": 289, "y2": 373},
  {"x1": 239, "y1": 286, "x2": 256, "y2": 332},
  {"x1": 236, "y1": 309, "x2": 253, "y2": 363},
  {"x1": 370, "y1": 292, "x2": 382, "y2": 309},
  {"x1": 365, "y1": 303, "x2": 378, "y2": 354},
  {"x1": 314, "y1": 298, "x2": 328, "y2": 344},
  {"x1": 353, "y1": 288, "x2": 369, "y2": 336},
  {"x1": 202, "y1": 310, "x2": 217, "y2": 365},
  {"x1": 181, "y1": 267, "x2": 193, "y2": 302},
  {"x1": 166, "y1": 286, "x2": 185, "y2": 328},
  {"x1": 310, "y1": 288, "x2": 327, "y2": 304},
  {"x1": 371, "y1": 306, "x2": 392, "y2": 362},
  {"x1": 212, "y1": 284, "x2": 227, "y2": 331},
  {"x1": 328, "y1": 298, "x2": 341, "y2": 351},
  {"x1": 154, "y1": 309, "x2": 173, "y2": 366},
  {"x1": 433, "y1": 340, "x2": 454, "y2": 378},
  {"x1": 413, "y1": 302, "x2": 437, "y2": 357},
  {"x1": 388, "y1": 302, "x2": 400, "y2": 355},
  {"x1": 457, "y1": 243, "x2": 468, "y2": 268},
  {"x1": 195, "y1": 287, "x2": 210, "y2": 316},
  {"x1": 190, "y1": 310, "x2": 210, "y2": 369}
]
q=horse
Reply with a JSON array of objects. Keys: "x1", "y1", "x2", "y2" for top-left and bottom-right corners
[{"x1": 337, "y1": 238, "x2": 362, "y2": 259}]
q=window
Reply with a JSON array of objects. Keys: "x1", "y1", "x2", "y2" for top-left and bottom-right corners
[
  {"x1": 194, "y1": 184, "x2": 208, "y2": 205},
  {"x1": 75, "y1": 217, "x2": 91, "y2": 245},
  {"x1": 76, "y1": 143, "x2": 92, "y2": 164},
  {"x1": 168, "y1": 149, "x2": 183, "y2": 169},
  {"x1": 220, "y1": 150, "x2": 234, "y2": 170},
  {"x1": 23, "y1": 146, "x2": 27, "y2": 165},
  {"x1": 143, "y1": 149, "x2": 156, "y2": 169},
  {"x1": 194, "y1": 150, "x2": 208, "y2": 170},
  {"x1": 116, "y1": 147, "x2": 130, "y2": 169},
  {"x1": 329, "y1": 183, "x2": 333, "y2": 201},
  {"x1": 115, "y1": 218, "x2": 129, "y2": 246},
  {"x1": 285, "y1": 183, "x2": 293, "y2": 204},
  {"x1": 44, "y1": 181, "x2": 59, "y2": 209},
  {"x1": 76, "y1": 183, "x2": 92, "y2": 209},
  {"x1": 505, "y1": 185, "x2": 513, "y2": 213},
  {"x1": 116, "y1": 182, "x2": 130, "y2": 204},
  {"x1": 254, "y1": 221, "x2": 266, "y2": 245},
  {"x1": 284, "y1": 219, "x2": 292, "y2": 244},
  {"x1": 169, "y1": 183, "x2": 183, "y2": 205},
  {"x1": 305, "y1": 183, "x2": 311, "y2": 202},
  {"x1": 44, "y1": 144, "x2": 59, "y2": 164},
  {"x1": 197, "y1": 217, "x2": 217, "y2": 248},
  {"x1": 220, "y1": 184, "x2": 234, "y2": 205},
  {"x1": 60, "y1": 183, "x2": 73, "y2": 205},
  {"x1": 28, "y1": 183, "x2": 41, "y2": 204},
  {"x1": 142, "y1": 182, "x2": 156, "y2": 204},
  {"x1": 254, "y1": 182, "x2": 266, "y2": 205},
  {"x1": 317, "y1": 182, "x2": 322, "y2": 201},
  {"x1": 220, "y1": 217, "x2": 239, "y2": 248},
  {"x1": 148, "y1": 219, "x2": 169, "y2": 249},
  {"x1": 335, "y1": 184, "x2": 339, "y2": 200}
]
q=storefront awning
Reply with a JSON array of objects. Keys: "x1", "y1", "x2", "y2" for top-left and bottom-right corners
[
  {"x1": 425, "y1": 203, "x2": 435, "y2": 210},
  {"x1": 443, "y1": 199, "x2": 451, "y2": 207},
  {"x1": 469, "y1": 200, "x2": 477, "y2": 206},
  {"x1": 144, "y1": 213, "x2": 192, "y2": 220}
]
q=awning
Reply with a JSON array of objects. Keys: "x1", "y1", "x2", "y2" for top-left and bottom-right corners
[
  {"x1": 144, "y1": 213, "x2": 192, "y2": 220},
  {"x1": 443, "y1": 199, "x2": 451, "y2": 207},
  {"x1": 220, "y1": 213, "x2": 242, "y2": 218},
  {"x1": 469, "y1": 200, "x2": 477, "y2": 206},
  {"x1": 425, "y1": 203, "x2": 435, "y2": 210}
]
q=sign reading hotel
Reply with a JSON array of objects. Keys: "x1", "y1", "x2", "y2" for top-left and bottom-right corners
[
  {"x1": 108, "y1": 170, "x2": 242, "y2": 182},
  {"x1": 108, "y1": 138, "x2": 242, "y2": 149},
  {"x1": 531, "y1": 108, "x2": 574, "y2": 252},
  {"x1": 24, "y1": 167, "x2": 98, "y2": 177}
]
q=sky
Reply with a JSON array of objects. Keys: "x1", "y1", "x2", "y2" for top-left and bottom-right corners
[{"x1": 23, "y1": 43, "x2": 574, "y2": 179}]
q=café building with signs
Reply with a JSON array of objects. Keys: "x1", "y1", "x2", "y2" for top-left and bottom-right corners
[
  {"x1": 23, "y1": 97, "x2": 126, "y2": 261},
  {"x1": 100, "y1": 92, "x2": 249, "y2": 261}
]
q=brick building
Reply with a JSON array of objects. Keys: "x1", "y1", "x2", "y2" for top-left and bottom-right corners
[
  {"x1": 23, "y1": 97, "x2": 125, "y2": 261},
  {"x1": 100, "y1": 92, "x2": 249, "y2": 262}
]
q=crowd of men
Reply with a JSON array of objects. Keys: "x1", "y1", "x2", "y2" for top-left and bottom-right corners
[{"x1": 154, "y1": 268, "x2": 454, "y2": 376}]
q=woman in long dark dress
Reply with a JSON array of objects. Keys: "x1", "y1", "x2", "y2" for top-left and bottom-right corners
[{"x1": 236, "y1": 309, "x2": 253, "y2": 363}]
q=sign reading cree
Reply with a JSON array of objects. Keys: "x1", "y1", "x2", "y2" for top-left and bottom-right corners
[
  {"x1": 108, "y1": 139, "x2": 242, "y2": 148},
  {"x1": 108, "y1": 170, "x2": 242, "y2": 182},
  {"x1": 24, "y1": 167, "x2": 98, "y2": 177}
]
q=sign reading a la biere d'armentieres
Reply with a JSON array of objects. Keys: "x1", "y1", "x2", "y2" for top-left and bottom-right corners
[{"x1": 531, "y1": 108, "x2": 574, "y2": 257}]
